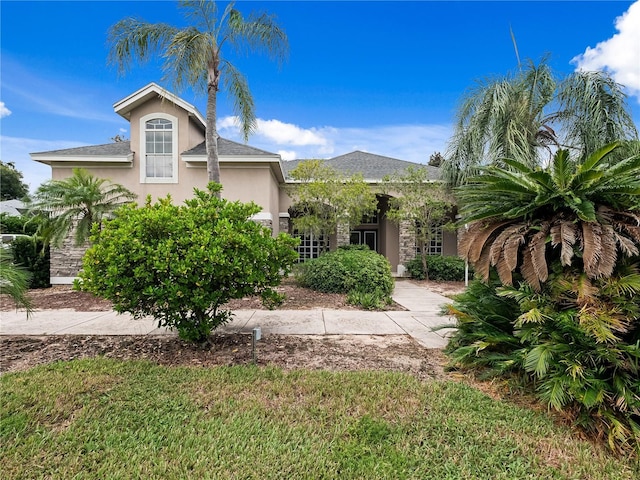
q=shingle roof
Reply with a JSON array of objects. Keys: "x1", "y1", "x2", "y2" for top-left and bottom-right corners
[
  {"x1": 31, "y1": 142, "x2": 133, "y2": 156},
  {"x1": 182, "y1": 138, "x2": 277, "y2": 156},
  {"x1": 31, "y1": 138, "x2": 277, "y2": 158},
  {"x1": 282, "y1": 151, "x2": 441, "y2": 181}
]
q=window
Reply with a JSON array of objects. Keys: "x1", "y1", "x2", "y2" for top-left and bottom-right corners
[
  {"x1": 145, "y1": 119, "x2": 172, "y2": 177},
  {"x1": 415, "y1": 225, "x2": 443, "y2": 256},
  {"x1": 294, "y1": 232, "x2": 328, "y2": 263},
  {"x1": 140, "y1": 113, "x2": 178, "y2": 183}
]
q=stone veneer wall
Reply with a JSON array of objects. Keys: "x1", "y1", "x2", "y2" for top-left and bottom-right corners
[
  {"x1": 336, "y1": 222, "x2": 350, "y2": 248},
  {"x1": 398, "y1": 220, "x2": 416, "y2": 273},
  {"x1": 279, "y1": 215, "x2": 290, "y2": 234},
  {"x1": 50, "y1": 238, "x2": 88, "y2": 284}
]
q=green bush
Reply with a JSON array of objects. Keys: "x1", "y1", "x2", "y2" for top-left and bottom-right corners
[
  {"x1": 445, "y1": 260, "x2": 640, "y2": 454},
  {"x1": 295, "y1": 248, "x2": 394, "y2": 308},
  {"x1": 0, "y1": 213, "x2": 39, "y2": 236},
  {"x1": 10, "y1": 237, "x2": 50, "y2": 289},
  {"x1": 77, "y1": 184, "x2": 299, "y2": 342},
  {"x1": 405, "y1": 255, "x2": 469, "y2": 281}
]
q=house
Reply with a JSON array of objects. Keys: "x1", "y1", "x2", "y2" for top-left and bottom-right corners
[{"x1": 31, "y1": 83, "x2": 456, "y2": 284}]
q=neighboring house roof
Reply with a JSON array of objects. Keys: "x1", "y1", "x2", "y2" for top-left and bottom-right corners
[
  {"x1": 282, "y1": 150, "x2": 441, "y2": 181},
  {"x1": 182, "y1": 138, "x2": 278, "y2": 157},
  {"x1": 0, "y1": 199, "x2": 27, "y2": 217},
  {"x1": 113, "y1": 82, "x2": 207, "y2": 130}
]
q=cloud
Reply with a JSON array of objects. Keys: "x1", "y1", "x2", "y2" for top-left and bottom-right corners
[
  {"x1": 219, "y1": 116, "x2": 451, "y2": 164},
  {"x1": 219, "y1": 116, "x2": 327, "y2": 146},
  {"x1": 0, "y1": 102, "x2": 11, "y2": 118},
  {"x1": 571, "y1": 1, "x2": 640, "y2": 101}
]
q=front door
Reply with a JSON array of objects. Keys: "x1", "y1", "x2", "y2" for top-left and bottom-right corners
[{"x1": 350, "y1": 230, "x2": 377, "y2": 252}]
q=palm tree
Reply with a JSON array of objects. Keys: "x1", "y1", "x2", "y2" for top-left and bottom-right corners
[
  {"x1": 457, "y1": 142, "x2": 640, "y2": 291},
  {"x1": 443, "y1": 60, "x2": 638, "y2": 187},
  {"x1": 27, "y1": 169, "x2": 136, "y2": 247},
  {"x1": 108, "y1": 0, "x2": 288, "y2": 186}
]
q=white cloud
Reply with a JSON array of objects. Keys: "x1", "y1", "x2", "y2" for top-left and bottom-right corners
[
  {"x1": 219, "y1": 116, "x2": 327, "y2": 146},
  {"x1": 219, "y1": 116, "x2": 451, "y2": 164},
  {"x1": 571, "y1": 1, "x2": 640, "y2": 101},
  {"x1": 0, "y1": 102, "x2": 11, "y2": 118},
  {"x1": 277, "y1": 150, "x2": 297, "y2": 161}
]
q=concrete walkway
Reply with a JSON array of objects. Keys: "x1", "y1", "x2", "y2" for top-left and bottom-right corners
[{"x1": 0, "y1": 279, "x2": 456, "y2": 348}]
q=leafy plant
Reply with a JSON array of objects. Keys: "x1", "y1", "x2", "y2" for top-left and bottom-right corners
[
  {"x1": 77, "y1": 183, "x2": 299, "y2": 342},
  {"x1": 405, "y1": 256, "x2": 470, "y2": 282},
  {"x1": 295, "y1": 247, "x2": 394, "y2": 308},
  {"x1": 11, "y1": 237, "x2": 50, "y2": 289},
  {"x1": 0, "y1": 248, "x2": 33, "y2": 316},
  {"x1": 287, "y1": 160, "x2": 378, "y2": 247},
  {"x1": 383, "y1": 166, "x2": 454, "y2": 280},
  {"x1": 26, "y1": 168, "x2": 136, "y2": 247},
  {"x1": 458, "y1": 143, "x2": 640, "y2": 290},
  {"x1": 450, "y1": 142, "x2": 640, "y2": 453}
]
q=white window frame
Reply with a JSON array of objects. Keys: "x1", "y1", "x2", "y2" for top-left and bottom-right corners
[{"x1": 140, "y1": 112, "x2": 179, "y2": 184}]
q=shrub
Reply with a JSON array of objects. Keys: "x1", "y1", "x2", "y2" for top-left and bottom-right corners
[
  {"x1": 295, "y1": 247, "x2": 394, "y2": 308},
  {"x1": 10, "y1": 237, "x2": 50, "y2": 289},
  {"x1": 0, "y1": 213, "x2": 39, "y2": 236},
  {"x1": 446, "y1": 260, "x2": 640, "y2": 454},
  {"x1": 405, "y1": 255, "x2": 469, "y2": 281},
  {"x1": 77, "y1": 184, "x2": 299, "y2": 342}
]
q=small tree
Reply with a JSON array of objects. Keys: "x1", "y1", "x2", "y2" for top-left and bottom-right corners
[
  {"x1": 77, "y1": 183, "x2": 299, "y2": 342},
  {"x1": 383, "y1": 166, "x2": 454, "y2": 280},
  {"x1": 27, "y1": 168, "x2": 136, "y2": 247},
  {"x1": 287, "y1": 160, "x2": 377, "y2": 250},
  {"x1": 0, "y1": 161, "x2": 29, "y2": 200}
]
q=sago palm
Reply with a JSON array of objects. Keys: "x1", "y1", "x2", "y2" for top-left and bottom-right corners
[
  {"x1": 457, "y1": 142, "x2": 640, "y2": 290},
  {"x1": 108, "y1": 0, "x2": 288, "y2": 186},
  {"x1": 27, "y1": 168, "x2": 136, "y2": 247}
]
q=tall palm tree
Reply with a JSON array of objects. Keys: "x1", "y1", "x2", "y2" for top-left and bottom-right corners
[
  {"x1": 108, "y1": 0, "x2": 288, "y2": 186},
  {"x1": 457, "y1": 142, "x2": 640, "y2": 291},
  {"x1": 27, "y1": 169, "x2": 136, "y2": 247},
  {"x1": 443, "y1": 60, "x2": 638, "y2": 187}
]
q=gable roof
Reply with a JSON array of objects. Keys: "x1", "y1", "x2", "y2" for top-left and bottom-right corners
[
  {"x1": 282, "y1": 150, "x2": 441, "y2": 181},
  {"x1": 113, "y1": 82, "x2": 206, "y2": 130}
]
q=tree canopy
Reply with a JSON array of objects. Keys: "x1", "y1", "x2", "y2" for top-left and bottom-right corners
[
  {"x1": 0, "y1": 161, "x2": 29, "y2": 201},
  {"x1": 287, "y1": 160, "x2": 377, "y2": 248},
  {"x1": 443, "y1": 60, "x2": 638, "y2": 187}
]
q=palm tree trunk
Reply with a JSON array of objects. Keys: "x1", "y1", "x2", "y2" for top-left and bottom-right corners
[{"x1": 206, "y1": 62, "x2": 221, "y2": 192}]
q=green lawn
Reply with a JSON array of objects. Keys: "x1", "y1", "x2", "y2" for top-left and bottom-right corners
[{"x1": 2, "y1": 359, "x2": 638, "y2": 479}]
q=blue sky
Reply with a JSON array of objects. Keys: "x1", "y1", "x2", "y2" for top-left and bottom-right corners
[{"x1": 2, "y1": 0, "x2": 640, "y2": 191}]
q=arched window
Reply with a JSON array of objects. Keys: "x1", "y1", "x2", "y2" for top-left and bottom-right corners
[{"x1": 140, "y1": 113, "x2": 178, "y2": 183}]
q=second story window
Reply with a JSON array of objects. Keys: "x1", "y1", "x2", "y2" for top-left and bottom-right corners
[
  {"x1": 140, "y1": 113, "x2": 178, "y2": 184},
  {"x1": 145, "y1": 118, "x2": 173, "y2": 178}
]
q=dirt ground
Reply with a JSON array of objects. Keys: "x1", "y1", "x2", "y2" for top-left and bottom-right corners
[{"x1": 0, "y1": 279, "x2": 464, "y2": 376}]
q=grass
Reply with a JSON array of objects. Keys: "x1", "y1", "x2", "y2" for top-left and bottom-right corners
[{"x1": 2, "y1": 359, "x2": 638, "y2": 479}]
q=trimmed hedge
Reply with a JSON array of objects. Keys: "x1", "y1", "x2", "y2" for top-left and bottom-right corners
[
  {"x1": 405, "y1": 255, "x2": 470, "y2": 281},
  {"x1": 295, "y1": 247, "x2": 394, "y2": 309}
]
